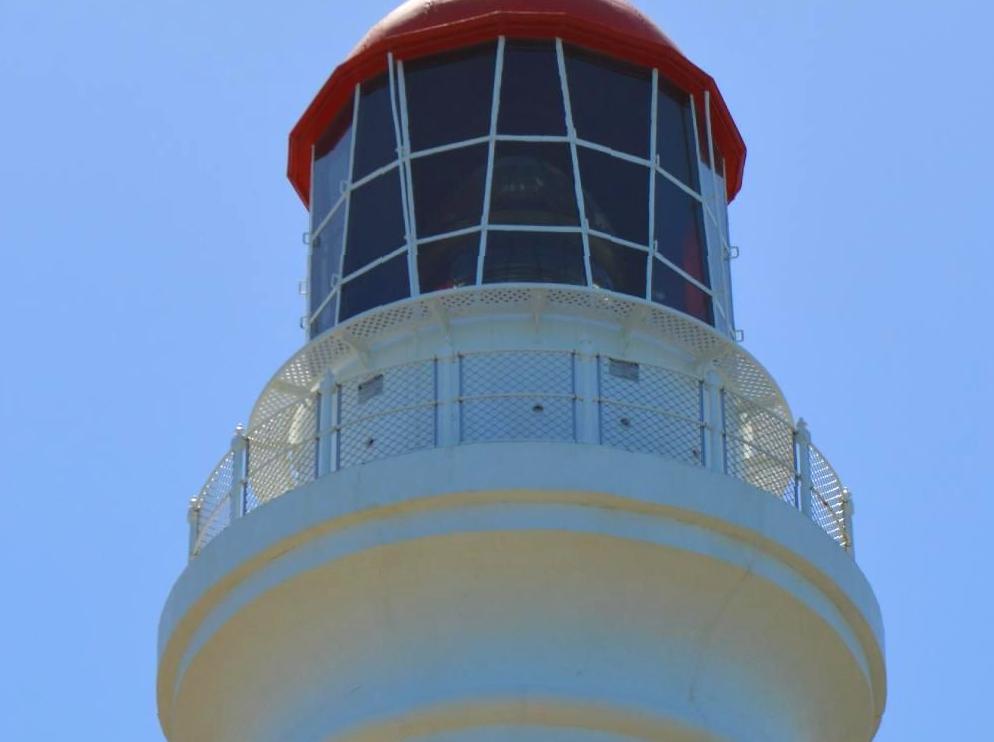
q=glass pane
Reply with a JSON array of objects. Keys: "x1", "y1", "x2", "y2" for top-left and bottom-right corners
[
  {"x1": 590, "y1": 237, "x2": 647, "y2": 298},
  {"x1": 353, "y1": 75, "x2": 397, "y2": 180},
  {"x1": 565, "y1": 45, "x2": 651, "y2": 158},
  {"x1": 310, "y1": 206, "x2": 346, "y2": 329},
  {"x1": 311, "y1": 96, "x2": 354, "y2": 232},
  {"x1": 483, "y1": 231, "x2": 585, "y2": 285},
  {"x1": 339, "y1": 255, "x2": 410, "y2": 321},
  {"x1": 489, "y1": 142, "x2": 578, "y2": 226},
  {"x1": 411, "y1": 144, "x2": 488, "y2": 237},
  {"x1": 656, "y1": 78, "x2": 699, "y2": 190},
  {"x1": 404, "y1": 43, "x2": 497, "y2": 152},
  {"x1": 654, "y1": 174, "x2": 709, "y2": 285},
  {"x1": 652, "y1": 259, "x2": 713, "y2": 324},
  {"x1": 343, "y1": 168, "x2": 407, "y2": 276},
  {"x1": 418, "y1": 232, "x2": 481, "y2": 294},
  {"x1": 498, "y1": 40, "x2": 566, "y2": 135},
  {"x1": 578, "y1": 147, "x2": 649, "y2": 245}
]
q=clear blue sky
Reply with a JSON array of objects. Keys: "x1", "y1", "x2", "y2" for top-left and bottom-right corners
[{"x1": 1, "y1": 1, "x2": 990, "y2": 738}]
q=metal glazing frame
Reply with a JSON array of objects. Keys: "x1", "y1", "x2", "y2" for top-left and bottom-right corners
[{"x1": 305, "y1": 37, "x2": 738, "y2": 339}]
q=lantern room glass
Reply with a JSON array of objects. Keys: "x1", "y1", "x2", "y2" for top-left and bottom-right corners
[{"x1": 308, "y1": 38, "x2": 730, "y2": 339}]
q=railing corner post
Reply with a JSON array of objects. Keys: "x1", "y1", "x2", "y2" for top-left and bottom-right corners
[
  {"x1": 795, "y1": 418, "x2": 814, "y2": 518},
  {"x1": 318, "y1": 370, "x2": 338, "y2": 476},
  {"x1": 575, "y1": 339, "x2": 599, "y2": 445},
  {"x1": 229, "y1": 425, "x2": 248, "y2": 522},
  {"x1": 843, "y1": 488, "x2": 856, "y2": 556},
  {"x1": 187, "y1": 497, "x2": 201, "y2": 559},
  {"x1": 436, "y1": 345, "x2": 461, "y2": 447},
  {"x1": 702, "y1": 365, "x2": 725, "y2": 473}
]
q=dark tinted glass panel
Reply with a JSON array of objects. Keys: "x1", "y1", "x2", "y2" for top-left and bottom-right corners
[
  {"x1": 565, "y1": 46, "x2": 651, "y2": 158},
  {"x1": 590, "y1": 237, "x2": 647, "y2": 298},
  {"x1": 498, "y1": 40, "x2": 566, "y2": 135},
  {"x1": 310, "y1": 206, "x2": 346, "y2": 324},
  {"x1": 578, "y1": 147, "x2": 649, "y2": 245},
  {"x1": 713, "y1": 148, "x2": 725, "y2": 177},
  {"x1": 483, "y1": 231, "x2": 585, "y2": 285},
  {"x1": 489, "y1": 142, "x2": 578, "y2": 226},
  {"x1": 652, "y1": 259, "x2": 713, "y2": 324},
  {"x1": 343, "y1": 169, "x2": 406, "y2": 275},
  {"x1": 656, "y1": 78, "x2": 698, "y2": 190},
  {"x1": 654, "y1": 175, "x2": 709, "y2": 285},
  {"x1": 353, "y1": 75, "x2": 397, "y2": 180},
  {"x1": 339, "y1": 255, "x2": 410, "y2": 321},
  {"x1": 405, "y1": 44, "x2": 497, "y2": 151},
  {"x1": 418, "y1": 232, "x2": 481, "y2": 293},
  {"x1": 411, "y1": 144, "x2": 488, "y2": 237},
  {"x1": 312, "y1": 98, "x2": 354, "y2": 231}
]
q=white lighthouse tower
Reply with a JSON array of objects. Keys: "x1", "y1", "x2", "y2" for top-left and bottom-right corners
[{"x1": 157, "y1": 1, "x2": 886, "y2": 740}]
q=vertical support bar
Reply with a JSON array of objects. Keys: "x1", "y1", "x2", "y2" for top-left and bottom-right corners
[
  {"x1": 843, "y1": 488, "x2": 856, "y2": 556},
  {"x1": 436, "y1": 346, "x2": 461, "y2": 446},
  {"x1": 187, "y1": 498, "x2": 201, "y2": 559},
  {"x1": 317, "y1": 370, "x2": 337, "y2": 477},
  {"x1": 796, "y1": 419, "x2": 814, "y2": 519},
  {"x1": 574, "y1": 340, "x2": 599, "y2": 445},
  {"x1": 702, "y1": 367, "x2": 724, "y2": 473},
  {"x1": 228, "y1": 426, "x2": 248, "y2": 522}
]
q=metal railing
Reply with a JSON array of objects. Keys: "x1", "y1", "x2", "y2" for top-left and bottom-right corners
[{"x1": 188, "y1": 351, "x2": 854, "y2": 559}]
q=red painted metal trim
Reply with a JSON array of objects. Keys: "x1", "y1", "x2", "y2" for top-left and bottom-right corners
[{"x1": 288, "y1": 8, "x2": 745, "y2": 206}]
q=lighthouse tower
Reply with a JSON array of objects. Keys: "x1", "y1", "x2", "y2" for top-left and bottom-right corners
[{"x1": 157, "y1": 2, "x2": 886, "y2": 740}]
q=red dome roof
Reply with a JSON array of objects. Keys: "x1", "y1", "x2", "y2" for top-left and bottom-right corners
[{"x1": 288, "y1": 0, "x2": 745, "y2": 204}]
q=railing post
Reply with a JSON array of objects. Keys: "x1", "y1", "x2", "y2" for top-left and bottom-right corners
[
  {"x1": 229, "y1": 426, "x2": 248, "y2": 522},
  {"x1": 795, "y1": 419, "x2": 814, "y2": 518},
  {"x1": 317, "y1": 370, "x2": 338, "y2": 476},
  {"x1": 187, "y1": 497, "x2": 201, "y2": 558},
  {"x1": 843, "y1": 488, "x2": 856, "y2": 556},
  {"x1": 575, "y1": 340, "x2": 599, "y2": 444},
  {"x1": 436, "y1": 345, "x2": 461, "y2": 446},
  {"x1": 702, "y1": 366, "x2": 725, "y2": 473}
]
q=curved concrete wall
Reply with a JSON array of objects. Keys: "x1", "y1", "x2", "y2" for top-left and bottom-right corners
[{"x1": 159, "y1": 444, "x2": 885, "y2": 742}]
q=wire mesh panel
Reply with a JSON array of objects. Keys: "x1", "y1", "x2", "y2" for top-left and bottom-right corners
[
  {"x1": 192, "y1": 450, "x2": 235, "y2": 555},
  {"x1": 724, "y1": 390, "x2": 796, "y2": 504},
  {"x1": 809, "y1": 444, "x2": 849, "y2": 550},
  {"x1": 246, "y1": 398, "x2": 319, "y2": 507},
  {"x1": 461, "y1": 351, "x2": 575, "y2": 443},
  {"x1": 339, "y1": 361, "x2": 436, "y2": 468},
  {"x1": 598, "y1": 358, "x2": 704, "y2": 465}
]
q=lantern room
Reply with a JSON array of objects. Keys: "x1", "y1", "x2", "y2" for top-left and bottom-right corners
[{"x1": 289, "y1": 0, "x2": 746, "y2": 339}]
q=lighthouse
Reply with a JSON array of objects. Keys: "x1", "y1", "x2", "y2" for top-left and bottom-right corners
[{"x1": 157, "y1": 1, "x2": 886, "y2": 740}]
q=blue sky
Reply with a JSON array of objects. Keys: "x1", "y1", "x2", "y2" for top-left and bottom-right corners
[{"x1": 1, "y1": 1, "x2": 990, "y2": 738}]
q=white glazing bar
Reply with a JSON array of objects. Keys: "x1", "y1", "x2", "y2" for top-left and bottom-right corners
[
  {"x1": 556, "y1": 39, "x2": 593, "y2": 286},
  {"x1": 656, "y1": 162, "x2": 706, "y2": 203},
  {"x1": 495, "y1": 134, "x2": 570, "y2": 143},
  {"x1": 574, "y1": 137, "x2": 652, "y2": 168},
  {"x1": 349, "y1": 158, "x2": 403, "y2": 192},
  {"x1": 647, "y1": 69, "x2": 659, "y2": 301},
  {"x1": 418, "y1": 226, "x2": 482, "y2": 247},
  {"x1": 387, "y1": 54, "x2": 420, "y2": 296},
  {"x1": 311, "y1": 192, "x2": 348, "y2": 241},
  {"x1": 587, "y1": 228, "x2": 650, "y2": 253},
  {"x1": 339, "y1": 244, "x2": 409, "y2": 286},
  {"x1": 333, "y1": 85, "x2": 362, "y2": 328},
  {"x1": 477, "y1": 37, "x2": 506, "y2": 285},
  {"x1": 395, "y1": 60, "x2": 420, "y2": 295},
  {"x1": 409, "y1": 136, "x2": 491, "y2": 160},
  {"x1": 653, "y1": 255, "x2": 715, "y2": 298},
  {"x1": 304, "y1": 144, "x2": 317, "y2": 339}
]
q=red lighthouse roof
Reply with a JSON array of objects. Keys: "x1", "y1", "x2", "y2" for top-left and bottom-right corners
[{"x1": 288, "y1": 0, "x2": 746, "y2": 204}]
